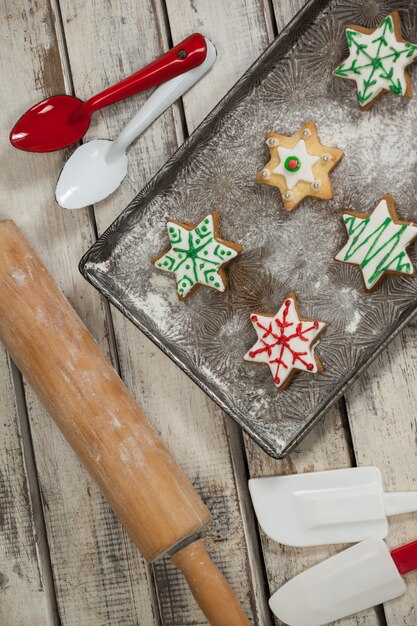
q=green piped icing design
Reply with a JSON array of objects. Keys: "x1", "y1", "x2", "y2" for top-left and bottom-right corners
[
  {"x1": 334, "y1": 15, "x2": 417, "y2": 106},
  {"x1": 155, "y1": 213, "x2": 239, "y2": 298},
  {"x1": 336, "y1": 199, "x2": 417, "y2": 290}
]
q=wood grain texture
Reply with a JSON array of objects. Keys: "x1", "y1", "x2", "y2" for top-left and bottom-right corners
[
  {"x1": 0, "y1": 1, "x2": 157, "y2": 624},
  {"x1": 165, "y1": 0, "x2": 273, "y2": 129},
  {"x1": 0, "y1": 220, "x2": 251, "y2": 626},
  {"x1": 271, "y1": 0, "x2": 306, "y2": 32},
  {"x1": 159, "y1": 0, "x2": 276, "y2": 622},
  {"x1": 266, "y1": 2, "x2": 415, "y2": 624},
  {"x1": 345, "y1": 324, "x2": 417, "y2": 625},
  {"x1": 245, "y1": 1, "x2": 385, "y2": 625},
  {"x1": 56, "y1": 0, "x2": 275, "y2": 622},
  {"x1": 0, "y1": 348, "x2": 51, "y2": 625},
  {"x1": 172, "y1": 540, "x2": 251, "y2": 626},
  {"x1": 0, "y1": 220, "x2": 212, "y2": 561},
  {"x1": 2, "y1": 0, "x2": 417, "y2": 623}
]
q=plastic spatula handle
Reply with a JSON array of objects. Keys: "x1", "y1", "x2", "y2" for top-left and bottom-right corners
[
  {"x1": 73, "y1": 33, "x2": 207, "y2": 120},
  {"x1": 391, "y1": 539, "x2": 417, "y2": 575},
  {"x1": 383, "y1": 492, "x2": 417, "y2": 516}
]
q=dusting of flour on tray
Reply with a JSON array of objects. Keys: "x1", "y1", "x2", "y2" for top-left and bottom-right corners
[
  {"x1": 346, "y1": 310, "x2": 362, "y2": 335},
  {"x1": 85, "y1": 3, "x2": 417, "y2": 457}
]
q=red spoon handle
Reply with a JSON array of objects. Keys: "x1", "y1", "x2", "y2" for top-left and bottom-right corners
[
  {"x1": 391, "y1": 539, "x2": 417, "y2": 575},
  {"x1": 82, "y1": 33, "x2": 207, "y2": 116}
]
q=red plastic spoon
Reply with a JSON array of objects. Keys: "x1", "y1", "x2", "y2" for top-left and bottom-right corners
[{"x1": 10, "y1": 33, "x2": 207, "y2": 153}]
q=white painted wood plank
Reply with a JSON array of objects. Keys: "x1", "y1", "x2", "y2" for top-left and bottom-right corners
[
  {"x1": 164, "y1": 0, "x2": 379, "y2": 623},
  {"x1": 264, "y1": 2, "x2": 416, "y2": 624},
  {"x1": 4, "y1": 0, "x2": 414, "y2": 625},
  {"x1": 0, "y1": 1, "x2": 157, "y2": 623},
  {"x1": 96, "y1": 0, "x2": 383, "y2": 622},
  {"x1": 145, "y1": 0, "x2": 276, "y2": 622},
  {"x1": 165, "y1": 0, "x2": 274, "y2": 131},
  {"x1": 271, "y1": 0, "x2": 306, "y2": 32},
  {"x1": 57, "y1": 0, "x2": 274, "y2": 621},
  {"x1": 246, "y1": 1, "x2": 384, "y2": 624},
  {"x1": 0, "y1": 348, "x2": 50, "y2": 625},
  {"x1": 345, "y1": 325, "x2": 417, "y2": 625}
]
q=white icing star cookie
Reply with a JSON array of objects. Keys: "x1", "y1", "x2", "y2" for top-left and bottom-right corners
[
  {"x1": 244, "y1": 292, "x2": 327, "y2": 391},
  {"x1": 257, "y1": 122, "x2": 343, "y2": 211},
  {"x1": 151, "y1": 211, "x2": 242, "y2": 300},
  {"x1": 273, "y1": 140, "x2": 319, "y2": 190},
  {"x1": 334, "y1": 12, "x2": 417, "y2": 110},
  {"x1": 335, "y1": 194, "x2": 417, "y2": 291}
]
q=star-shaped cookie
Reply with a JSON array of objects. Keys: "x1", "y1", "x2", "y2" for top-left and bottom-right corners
[
  {"x1": 151, "y1": 210, "x2": 242, "y2": 300},
  {"x1": 335, "y1": 194, "x2": 417, "y2": 291},
  {"x1": 257, "y1": 122, "x2": 343, "y2": 211},
  {"x1": 334, "y1": 12, "x2": 417, "y2": 110},
  {"x1": 244, "y1": 292, "x2": 327, "y2": 391}
]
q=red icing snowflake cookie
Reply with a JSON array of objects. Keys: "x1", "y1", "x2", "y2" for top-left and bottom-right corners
[{"x1": 244, "y1": 292, "x2": 327, "y2": 390}]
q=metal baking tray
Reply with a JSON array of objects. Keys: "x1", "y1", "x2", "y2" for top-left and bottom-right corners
[{"x1": 80, "y1": 0, "x2": 417, "y2": 458}]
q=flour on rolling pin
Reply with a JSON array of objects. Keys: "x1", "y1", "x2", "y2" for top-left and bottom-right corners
[{"x1": 0, "y1": 220, "x2": 251, "y2": 626}]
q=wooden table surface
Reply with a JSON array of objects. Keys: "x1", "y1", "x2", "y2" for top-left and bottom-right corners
[{"x1": 1, "y1": 0, "x2": 417, "y2": 624}]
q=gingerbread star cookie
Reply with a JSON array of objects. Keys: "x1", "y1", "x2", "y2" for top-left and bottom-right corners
[
  {"x1": 334, "y1": 12, "x2": 417, "y2": 110},
  {"x1": 335, "y1": 194, "x2": 417, "y2": 292},
  {"x1": 151, "y1": 210, "x2": 242, "y2": 300},
  {"x1": 257, "y1": 122, "x2": 343, "y2": 211},
  {"x1": 244, "y1": 292, "x2": 327, "y2": 391}
]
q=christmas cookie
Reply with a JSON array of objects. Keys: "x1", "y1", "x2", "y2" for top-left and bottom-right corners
[
  {"x1": 244, "y1": 292, "x2": 327, "y2": 391},
  {"x1": 257, "y1": 122, "x2": 343, "y2": 211},
  {"x1": 151, "y1": 211, "x2": 242, "y2": 300},
  {"x1": 335, "y1": 194, "x2": 417, "y2": 291},
  {"x1": 334, "y1": 12, "x2": 417, "y2": 110}
]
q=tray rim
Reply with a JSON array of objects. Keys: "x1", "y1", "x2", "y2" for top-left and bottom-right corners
[{"x1": 80, "y1": 0, "x2": 417, "y2": 458}]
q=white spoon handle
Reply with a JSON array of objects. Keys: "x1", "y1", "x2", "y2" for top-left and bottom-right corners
[{"x1": 106, "y1": 38, "x2": 216, "y2": 162}]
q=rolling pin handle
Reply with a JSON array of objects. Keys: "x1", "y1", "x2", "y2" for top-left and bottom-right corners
[{"x1": 172, "y1": 539, "x2": 251, "y2": 626}]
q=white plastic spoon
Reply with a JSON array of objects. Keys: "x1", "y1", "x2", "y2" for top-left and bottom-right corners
[
  {"x1": 56, "y1": 37, "x2": 216, "y2": 209},
  {"x1": 249, "y1": 466, "x2": 417, "y2": 547}
]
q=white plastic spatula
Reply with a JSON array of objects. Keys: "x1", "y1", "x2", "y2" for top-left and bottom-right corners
[
  {"x1": 249, "y1": 467, "x2": 417, "y2": 546},
  {"x1": 269, "y1": 536, "x2": 417, "y2": 626},
  {"x1": 56, "y1": 37, "x2": 216, "y2": 209}
]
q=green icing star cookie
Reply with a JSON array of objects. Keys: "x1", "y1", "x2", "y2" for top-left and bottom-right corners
[
  {"x1": 334, "y1": 12, "x2": 417, "y2": 110},
  {"x1": 152, "y1": 211, "x2": 242, "y2": 300},
  {"x1": 335, "y1": 194, "x2": 417, "y2": 291}
]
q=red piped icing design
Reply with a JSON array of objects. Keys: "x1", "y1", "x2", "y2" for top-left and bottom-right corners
[{"x1": 244, "y1": 294, "x2": 327, "y2": 390}]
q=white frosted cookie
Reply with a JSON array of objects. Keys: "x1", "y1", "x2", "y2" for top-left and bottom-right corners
[{"x1": 257, "y1": 121, "x2": 343, "y2": 212}]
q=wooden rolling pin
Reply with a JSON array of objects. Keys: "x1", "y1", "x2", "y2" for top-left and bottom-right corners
[{"x1": 0, "y1": 220, "x2": 251, "y2": 626}]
